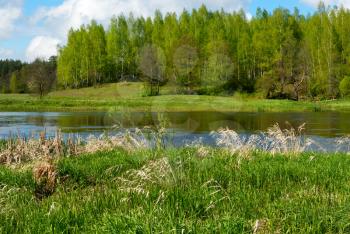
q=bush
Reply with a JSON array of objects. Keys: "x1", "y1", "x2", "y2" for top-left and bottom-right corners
[{"x1": 339, "y1": 76, "x2": 350, "y2": 97}]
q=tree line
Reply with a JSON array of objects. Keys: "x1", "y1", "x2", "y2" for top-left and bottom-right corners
[
  {"x1": 57, "y1": 3, "x2": 350, "y2": 99},
  {"x1": 4, "y1": 3, "x2": 350, "y2": 99},
  {"x1": 0, "y1": 57, "x2": 56, "y2": 97}
]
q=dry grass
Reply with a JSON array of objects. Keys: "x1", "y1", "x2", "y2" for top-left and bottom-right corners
[
  {"x1": 212, "y1": 128, "x2": 259, "y2": 160},
  {"x1": 116, "y1": 158, "x2": 174, "y2": 198},
  {"x1": 336, "y1": 135, "x2": 350, "y2": 153},
  {"x1": 0, "y1": 129, "x2": 152, "y2": 166},
  {"x1": 252, "y1": 219, "x2": 271, "y2": 234},
  {"x1": 212, "y1": 123, "x2": 314, "y2": 159},
  {"x1": 263, "y1": 123, "x2": 313, "y2": 154},
  {"x1": 202, "y1": 179, "x2": 232, "y2": 212},
  {"x1": 33, "y1": 161, "x2": 57, "y2": 199},
  {"x1": 0, "y1": 123, "x2": 329, "y2": 168},
  {"x1": 0, "y1": 131, "x2": 81, "y2": 166}
]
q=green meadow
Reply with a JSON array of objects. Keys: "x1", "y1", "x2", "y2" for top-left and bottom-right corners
[
  {"x1": 1, "y1": 148, "x2": 350, "y2": 233},
  {"x1": 0, "y1": 82, "x2": 348, "y2": 112}
]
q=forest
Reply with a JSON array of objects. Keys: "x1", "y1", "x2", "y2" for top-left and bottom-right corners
[
  {"x1": 3, "y1": 3, "x2": 350, "y2": 100},
  {"x1": 0, "y1": 58, "x2": 56, "y2": 96}
]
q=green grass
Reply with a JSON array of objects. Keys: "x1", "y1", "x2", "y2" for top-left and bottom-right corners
[
  {"x1": 1, "y1": 148, "x2": 350, "y2": 233},
  {"x1": 1, "y1": 82, "x2": 350, "y2": 112}
]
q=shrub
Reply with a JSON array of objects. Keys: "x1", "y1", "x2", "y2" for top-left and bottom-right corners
[{"x1": 339, "y1": 76, "x2": 350, "y2": 97}]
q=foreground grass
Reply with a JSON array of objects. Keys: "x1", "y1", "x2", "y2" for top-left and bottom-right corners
[
  {"x1": 1, "y1": 148, "x2": 350, "y2": 233},
  {"x1": 1, "y1": 82, "x2": 350, "y2": 112}
]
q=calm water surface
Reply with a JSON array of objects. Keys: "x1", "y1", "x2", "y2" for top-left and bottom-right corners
[{"x1": 0, "y1": 111, "x2": 349, "y2": 150}]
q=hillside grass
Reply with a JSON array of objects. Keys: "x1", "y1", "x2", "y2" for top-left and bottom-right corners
[
  {"x1": 1, "y1": 148, "x2": 350, "y2": 233},
  {"x1": 0, "y1": 82, "x2": 349, "y2": 112}
]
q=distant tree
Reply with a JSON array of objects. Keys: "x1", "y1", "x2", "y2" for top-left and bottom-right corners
[
  {"x1": 9, "y1": 72, "x2": 17, "y2": 93},
  {"x1": 173, "y1": 43, "x2": 199, "y2": 93},
  {"x1": 27, "y1": 59, "x2": 56, "y2": 98},
  {"x1": 107, "y1": 16, "x2": 132, "y2": 81},
  {"x1": 0, "y1": 59, "x2": 24, "y2": 93},
  {"x1": 339, "y1": 76, "x2": 350, "y2": 97},
  {"x1": 256, "y1": 70, "x2": 278, "y2": 98},
  {"x1": 88, "y1": 20, "x2": 107, "y2": 85},
  {"x1": 202, "y1": 40, "x2": 234, "y2": 93},
  {"x1": 139, "y1": 44, "x2": 166, "y2": 96},
  {"x1": 52, "y1": 4, "x2": 350, "y2": 99}
]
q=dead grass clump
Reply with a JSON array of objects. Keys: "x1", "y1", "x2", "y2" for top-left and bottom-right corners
[
  {"x1": 196, "y1": 146, "x2": 210, "y2": 158},
  {"x1": 212, "y1": 128, "x2": 259, "y2": 160},
  {"x1": 0, "y1": 131, "x2": 81, "y2": 166},
  {"x1": 84, "y1": 130, "x2": 149, "y2": 154},
  {"x1": 335, "y1": 135, "x2": 350, "y2": 153},
  {"x1": 202, "y1": 179, "x2": 232, "y2": 212},
  {"x1": 0, "y1": 129, "x2": 153, "y2": 166},
  {"x1": 212, "y1": 123, "x2": 313, "y2": 158},
  {"x1": 262, "y1": 123, "x2": 313, "y2": 155},
  {"x1": 116, "y1": 158, "x2": 174, "y2": 197},
  {"x1": 252, "y1": 219, "x2": 271, "y2": 234},
  {"x1": 186, "y1": 138, "x2": 211, "y2": 158},
  {"x1": 33, "y1": 161, "x2": 57, "y2": 199}
]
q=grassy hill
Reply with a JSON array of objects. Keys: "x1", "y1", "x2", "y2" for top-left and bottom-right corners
[{"x1": 49, "y1": 82, "x2": 146, "y2": 99}]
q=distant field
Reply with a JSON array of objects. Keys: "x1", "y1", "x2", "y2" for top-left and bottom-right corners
[
  {"x1": 1, "y1": 148, "x2": 350, "y2": 233},
  {"x1": 49, "y1": 82, "x2": 146, "y2": 99},
  {"x1": 0, "y1": 82, "x2": 349, "y2": 112}
]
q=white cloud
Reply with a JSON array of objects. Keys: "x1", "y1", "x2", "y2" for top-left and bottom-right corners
[
  {"x1": 24, "y1": 0, "x2": 250, "y2": 61},
  {"x1": 31, "y1": 0, "x2": 251, "y2": 38},
  {"x1": 25, "y1": 36, "x2": 61, "y2": 61},
  {"x1": 0, "y1": 48, "x2": 14, "y2": 59},
  {"x1": 0, "y1": 0, "x2": 22, "y2": 39},
  {"x1": 301, "y1": 0, "x2": 350, "y2": 8}
]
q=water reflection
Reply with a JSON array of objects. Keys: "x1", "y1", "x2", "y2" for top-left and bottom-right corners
[{"x1": 0, "y1": 111, "x2": 350, "y2": 140}]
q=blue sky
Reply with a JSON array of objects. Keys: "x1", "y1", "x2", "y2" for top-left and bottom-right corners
[{"x1": 0, "y1": 0, "x2": 338, "y2": 61}]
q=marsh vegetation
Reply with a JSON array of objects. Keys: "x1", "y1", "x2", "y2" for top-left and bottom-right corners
[{"x1": 1, "y1": 125, "x2": 350, "y2": 232}]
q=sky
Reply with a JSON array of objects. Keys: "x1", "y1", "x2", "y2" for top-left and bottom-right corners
[{"x1": 0, "y1": 0, "x2": 345, "y2": 61}]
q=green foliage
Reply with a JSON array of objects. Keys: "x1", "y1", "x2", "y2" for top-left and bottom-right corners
[
  {"x1": 0, "y1": 59, "x2": 24, "y2": 94},
  {"x1": 139, "y1": 44, "x2": 166, "y2": 96},
  {"x1": 9, "y1": 72, "x2": 17, "y2": 93},
  {"x1": 54, "y1": 6, "x2": 350, "y2": 99},
  {"x1": 339, "y1": 76, "x2": 350, "y2": 97},
  {"x1": 2, "y1": 5, "x2": 350, "y2": 99}
]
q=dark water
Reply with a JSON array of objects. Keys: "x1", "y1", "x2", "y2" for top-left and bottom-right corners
[{"x1": 0, "y1": 111, "x2": 350, "y2": 150}]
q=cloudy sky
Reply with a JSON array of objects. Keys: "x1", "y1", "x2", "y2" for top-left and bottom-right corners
[{"x1": 0, "y1": 0, "x2": 345, "y2": 61}]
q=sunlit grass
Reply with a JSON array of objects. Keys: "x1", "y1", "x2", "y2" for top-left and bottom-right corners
[
  {"x1": 1, "y1": 148, "x2": 350, "y2": 233},
  {"x1": 0, "y1": 124, "x2": 347, "y2": 232},
  {"x1": 0, "y1": 82, "x2": 334, "y2": 112}
]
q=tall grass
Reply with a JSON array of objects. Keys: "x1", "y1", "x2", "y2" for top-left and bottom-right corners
[
  {"x1": 212, "y1": 123, "x2": 315, "y2": 161},
  {"x1": 1, "y1": 148, "x2": 350, "y2": 232},
  {"x1": 0, "y1": 123, "x2": 347, "y2": 167},
  {"x1": 1, "y1": 123, "x2": 350, "y2": 232}
]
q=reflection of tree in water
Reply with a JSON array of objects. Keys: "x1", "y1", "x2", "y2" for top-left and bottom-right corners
[
  {"x1": 19, "y1": 112, "x2": 350, "y2": 138},
  {"x1": 57, "y1": 113, "x2": 107, "y2": 133},
  {"x1": 104, "y1": 110, "x2": 157, "y2": 130},
  {"x1": 26, "y1": 116, "x2": 47, "y2": 127}
]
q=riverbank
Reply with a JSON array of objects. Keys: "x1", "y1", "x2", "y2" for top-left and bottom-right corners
[
  {"x1": 1, "y1": 148, "x2": 350, "y2": 233},
  {"x1": 0, "y1": 82, "x2": 350, "y2": 112},
  {"x1": 0, "y1": 93, "x2": 323, "y2": 112}
]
